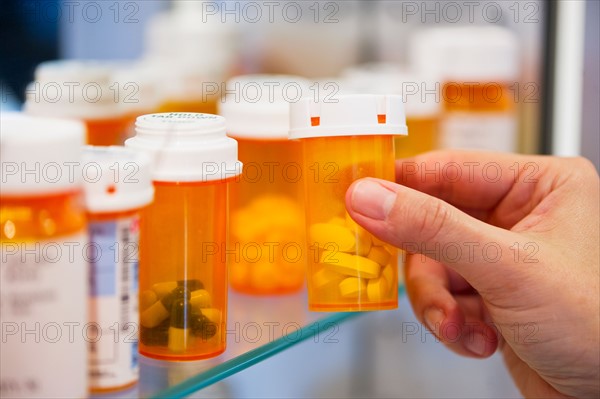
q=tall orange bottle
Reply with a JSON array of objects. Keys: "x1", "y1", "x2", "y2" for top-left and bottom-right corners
[
  {"x1": 219, "y1": 75, "x2": 308, "y2": 295},
  {"x1": 125, "y1": 113, "x2": 242, "y2": 360},
  {"x1": 0, "y1": 113, "x2": 88, "y2": 397}
]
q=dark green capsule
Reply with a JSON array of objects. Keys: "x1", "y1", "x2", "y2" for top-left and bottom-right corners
[
  {"x1": 178, "y1": 279, "x2": 204, "y2": 291},
  {"x1": 170, "y1": 298, "x2": 191, "y2": 329},
  {"x1": 171, "y1": 285, "x2": 191, "y2": 301},
  {"x1": 191, "y1": 314, "x2": 217, "y2": 340},
  {"x1": 140, "y1": 319, "x2": 169, "y2": 346}
]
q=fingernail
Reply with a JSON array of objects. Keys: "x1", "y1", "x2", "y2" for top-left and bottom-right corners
[
  {"x1": 464, "y1": 332, "x2": 487, "y2": 356},
  {"x1": 350, "y1": 180, "x2": 397, "y2": 221},
  {"x1": 423, "y1": 307, "x2": 445, "y2": 336}
]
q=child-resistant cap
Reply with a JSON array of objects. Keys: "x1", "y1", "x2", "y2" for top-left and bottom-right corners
[
  {"x1": 289, "y1": 94, "x2": 407, "y2": 139},
  {"x1": 125, "y1": 113, "x2": 242, "y2": 182},
  {"x1": 82, "y1": 146, "x2": 154, "y2": 213},
  {"x1": 219, "y1": 74, "x2": 311, "y2": 139},
  {"x1": 0, "y1": 113, "x2": 85, "y2": 196}
]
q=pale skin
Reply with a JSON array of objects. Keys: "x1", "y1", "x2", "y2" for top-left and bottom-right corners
[{"x1": 345, "y1": 151, "x2": 600, "y2": 399}]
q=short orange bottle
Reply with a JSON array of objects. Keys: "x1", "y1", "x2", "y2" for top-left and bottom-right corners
[
  {"x1": 290, "y1": 95, "x2": 406, "y2": 312},
  {"x1": 126, "y1": 113, "x2": 242, "y2": 360},
  {"x1": 25, "y1": 60, "x2": 130, "y2": 146},
  {"x1": 219, "y1": 75, "x2": 308, "y2": 295},
  {"x1": 0, "y1": 114, "x2": 88, "y2": 397}
]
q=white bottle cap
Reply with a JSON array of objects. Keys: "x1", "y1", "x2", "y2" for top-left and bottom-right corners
[
  {"x1": 289, "y1": 95, "x2": 407, "y2": 139},
  {"x1": 24, "y1": 60, "x2": 125, "y2": 120},
  {"x1": 410, "y1": 26, "x2": 519, "y2": 82},
  {"x1": 110, "y1": 61, "x2": 163, "y2": 115},
  {"x1": 82, "y1": 146, "x2": 154, "y2": 213},
  {"x1": 342, "y1": 63, "x2": 441, "y2": 118},
  {"x1": 218, "y1": 74, "x2": 311, "y2": 139},
  {"x1": 0, "y1": 113, "x2": 85, "y2": 196},
  {"x1": 125, "y1": 113, "x2": 242, "y2": 183}
]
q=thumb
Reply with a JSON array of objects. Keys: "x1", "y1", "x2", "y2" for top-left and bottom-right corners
[{"x1": 345, "y1": 178, "x2": 521, "y2": 287}]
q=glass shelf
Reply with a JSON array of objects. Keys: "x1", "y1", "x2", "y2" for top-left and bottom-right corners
[{"x1": 94, "y1": 286, "x2": 404, "y2": 398}]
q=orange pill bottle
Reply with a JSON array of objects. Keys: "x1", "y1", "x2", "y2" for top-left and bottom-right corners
[
  {"x1": 82, "y1": 146, "x2": 154, "y2": 392},
  {"x1": 0, "y1": 114, "x2": 88, "y2": 397},
  {"x1": 25, "y1": 60, "x2": 130, "y2": 146},
  {"x1": 126, "y1": 113, "x2": 242, "y2": 360},
  {"x1": 290, "y1": 95, "x2": 406, "y2": 312},
  {"x1": 342, "y1": 63, "x2": 441, "y2": 158},
  {"x1": 219, "y1": 75, "x2": 308, "y2": 295}
]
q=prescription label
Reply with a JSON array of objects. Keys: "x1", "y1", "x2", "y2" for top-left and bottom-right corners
[
  {"x1": 440, "y1": 113, "x2": 518, "y2": 152},
  {"x1": 0, "y1": 233, "x2": 88, "y2": 399},
  {"x1": 88, "y1": 215, "x2": 139, "y2": 390}
]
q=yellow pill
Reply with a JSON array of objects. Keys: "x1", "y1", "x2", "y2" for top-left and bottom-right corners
[
  {"x1": 309, "y1": 223, "x2": 355, "y2": 252},
  {"x1": 168, "y1": 327, "x2": 189, "y2": 353},
  {"x1": 321, "y1": 251, "x2": 381, "y2": 279},
  {"x1": 251, "y1": 262, "x2": 279, "y2": 291},
  {"x1": 372, "y1": 235, "x2": 387, "y2": 247},
  {"x1": 140, "y1": 289, "x2": 158, "y2": 312},
  {"x1": 312, "y1": 268, "x2": 343, "y2": 290},
  {"x1": 140, "y1": 300, "x2": 170, "y2": 328},
  {"x1": 381, "y1": 264, "x2": 395, "y2": 292},
  {"x1": 339, "y1": 277, "x2": 367, "y2": 298},
  {"x1": 367, "y1": 277, "x2": 389, "y2": 302},
  {"x1": 152, "y1": 281, "x2": 177, "y2": 299},
  {"x1": 368, "y1": 246, "x2": 391, "y2": 266},
  {"x1": 345, "y1": 213, "x2": 372, "y2": 256},
  {"x1": 190, "y1": 289, "x2": 211, "y2": 312}
]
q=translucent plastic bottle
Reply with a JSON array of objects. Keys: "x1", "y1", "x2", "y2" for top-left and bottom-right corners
[
  {"x1": 24, "y1": 60, "x2": 130, "y2": 146},
  {"x1": 82, "y1": 146, "x2": 153, "y2": 392},
  {"x1": 410, "y1": 27, "x2": 519, "y2": 152},
  {"x1": 0, "y1": 114, "x2": 87, "y2": 397},
  {"x1": 126, "y1": 113, "x2": 242, "y2": 360},
  {"x1": 219, "y1": 75, "x2": 308, "y2": 295},
  {"x1": 144, "y1": 1, "x2": 238, "y2": 115},
  {"x1": 342, "y1": 63, "x2": 441, "y2": 158},
  {"x1": 289, "y1": 95, "x2": 406, "y2": 312}
]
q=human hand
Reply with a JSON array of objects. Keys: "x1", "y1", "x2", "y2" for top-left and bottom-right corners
[{"x1": 345, "y1": 151, "x2": 599, "y2": 398}]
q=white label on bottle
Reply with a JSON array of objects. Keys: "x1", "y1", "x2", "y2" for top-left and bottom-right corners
[
  {"x1": 440, "y1": 113, "x2": 518, "y2": 152},
  {"x1": 0, "y1": 233, "x2": 88, "y2": 398},
  {"x1": 88, "y1": 215, "x2": 139, "y2": 390}
]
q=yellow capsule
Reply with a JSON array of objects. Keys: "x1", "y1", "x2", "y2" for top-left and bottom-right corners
[
  {"x1": 140, "y1": 289, "x2": 158, "y2": 312},
  {"x1": 320, "y1": 251, "x2": 381, "y2": 279},
  {"x1": 309, "y1": 223, "x2": 355, "y2": 252},
  {"x1": 368, "y1": 246, "x2": 391, "y2": 266},
  {"x1": 312, "y1": 268, "x2": 343, "y2": 290},
  {"x1": 152, "y1": 281, "x2": 177, "y2": 299},
  {"x1": 367, "y1": 277, "x2": 389, "y2": 302},
  {"x1": 190, "y1": 289, "x2": 211, "y2": 312},
  {"x1": 168, "y1": 327, "x2": 189, "y2": 353},
  {"x1": 140, "y1": 300, "x2": 170, "y2": 328},
  {"x1": 201, "y1": 308, "x2": 222, "y2": 325},
  {"x1": 339, "y1": 277, "x2": 367, "y2": 298}
]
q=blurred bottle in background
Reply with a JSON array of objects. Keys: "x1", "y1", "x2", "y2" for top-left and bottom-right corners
[
  {"x1": 410, "y1": 26, "x2": 520, "y2": 152},
  {"x1": 143, "y1": 0, "x2": 239, "y2": 114}
]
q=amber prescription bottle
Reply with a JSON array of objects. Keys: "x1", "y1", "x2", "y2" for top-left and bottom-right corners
[
  {"x1": 219, "y1": 75, "x2": 308, "y2": 295},
  {"x1": 125, "y1": 113, "x2": 242, "y2": 360},
  {"x1": 0, "y1": 114, "x2": 87, "y2": 397},
  {"x1": 25, "y1": 60, "x2": 130, "y2": 146},
  {"x1": 290, "y1": 95, "x2": 406, "y2": 312},
  {"x1": 82, "y1": 146, "x2": 153, "y2": 392},
  {"x1": 411, "y1": 27, "x2": 519, "y2": 152},
  {"x1": 342, "y1": 63, "x2": 441, "y2": 158}
]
